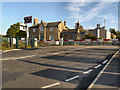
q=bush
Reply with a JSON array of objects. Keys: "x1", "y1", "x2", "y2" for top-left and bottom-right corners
[
  {"x1": 18, "y1": 41, "x2": 25, "y2": 48},
  {"x1": 2, "y1": 41, "x2": 10, "y2": 49}
]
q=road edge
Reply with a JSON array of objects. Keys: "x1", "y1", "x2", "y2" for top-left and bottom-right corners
[{"x1": 87, "y1": 49, "x2": 120, "y2": 90}]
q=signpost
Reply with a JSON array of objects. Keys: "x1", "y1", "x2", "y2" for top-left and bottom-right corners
[{"x1": 24, "y1": 16, "x2": 32, "y2": 48}]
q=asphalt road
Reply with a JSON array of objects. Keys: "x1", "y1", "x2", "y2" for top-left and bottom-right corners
[{"x1": 2, "y1": 46, "x2": 119, "y2": 89}]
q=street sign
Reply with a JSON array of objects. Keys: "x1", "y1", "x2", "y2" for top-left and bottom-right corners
[
  {"x1": 24, "y1": 16, "x2": 32, "y2": 48},
  {"x1": 24, "y1": 16, "x2": 32, "y2": 24}
]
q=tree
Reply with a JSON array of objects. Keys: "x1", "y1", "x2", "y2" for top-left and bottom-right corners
[
  {"x1": 84, "y1": 31, "x2": 97, "y2": 39},
  {"x1": 116, "y1": 30, "x2": 120, "y2": 39},
  {"x1": 110, "y1": 28, "x2": 117, "y2": 35},
  {"x1": 6, "y1": 22, "x2": 20, "y2": 37},
  {"x1": 16, "y1": 30, "x2": 27, "y2": 39},
  {"x1": 6, "y1": 22, "x2": 26, "y2": 39}
]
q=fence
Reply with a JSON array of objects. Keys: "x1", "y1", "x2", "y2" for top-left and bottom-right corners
[
  {"x1": 38, "y1": 39, "x2": 120, "y2": 46},
  {"x1": 1, "y1": 37, "x2": 29, "y2": 49},
  {"x1": 1, "y1": 38, "x2": 120, "y2": 49}
]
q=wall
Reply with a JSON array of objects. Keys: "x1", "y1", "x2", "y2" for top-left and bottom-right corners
[
  {"x1": 46, "y1": 27, "x2": 58, "y2": 40},
  {"x1": 105, "y1": 30, "x2": 111, "y2": 39}
]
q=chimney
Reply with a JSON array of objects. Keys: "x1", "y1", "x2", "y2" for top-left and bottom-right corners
[
  {"x1": 102, "y1": 26, "x2": 105, "y2": 29},
  {"x1": 76, "y1": 20, "x2": 79, "y2": 29},
  {"x1": 34, "y1": 18, "x2": 38, "y2": 25},
  {"x1": 97, "y1": 24, "x2": 100, "y2": 28},
  {"x1": 64, "y1": 20, "x2": 66, "y2": 27}
]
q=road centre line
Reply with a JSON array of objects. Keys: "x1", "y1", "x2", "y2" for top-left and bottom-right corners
[
  {"x1": 41, "y1": 82, "x2": 60, "y2": 89},
  {"x1": 83, "y1": 69, "x2": 93, "y2": 74},
  {"x1": 102, "y1": 60, "x2": 108, "y2": 64},
  {"x1": 87, "y1": 50, "x2": 119, "y2": 89},
  {"x1": 94, "y1": 64, "x2": 101, "y2": 69},
  {"x1": 65, "y1": 75, "x2": 79, "y2": 82}
]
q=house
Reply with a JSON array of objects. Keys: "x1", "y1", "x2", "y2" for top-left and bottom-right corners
[
  {"x1": 29, "y1": 18, "x2": 68, "y2": 40},
  {"x1": 89, "y1": 24, "x2": 111, "y2": 39},
  {"x1": 61, "y1": 21, "x2": 83, "y2": 40},
  {"x1": 29, "y1": 18, "x2": 85, "y2": 40}
]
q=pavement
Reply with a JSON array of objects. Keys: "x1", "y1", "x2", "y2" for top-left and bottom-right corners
[
  {"x1": 91, "y1": 50, "x2": 120, "y2": 89},
  {"x1": 1, "y1": 46, "x2": 120, "y2": 89}
]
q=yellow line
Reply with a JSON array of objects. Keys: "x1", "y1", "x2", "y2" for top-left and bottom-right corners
[
  {"x1": 116, "y1": 53, "x2": 120, "y2": 54},
  {"x1": 41, "y1": 82, "x2": 60, "y2": 89},
  {"x1": 103, "y1": 72, "x2": 120, "y2": 75}
]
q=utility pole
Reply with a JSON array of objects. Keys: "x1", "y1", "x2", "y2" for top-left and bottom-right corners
[{"x1": 104, "y1": 19, "x2": 106, "y2": 28}]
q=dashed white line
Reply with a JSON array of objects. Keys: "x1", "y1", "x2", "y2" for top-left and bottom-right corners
[
  {"x1": 87, "y1": 50, "x2": 119, "y2": 89},
  {"x1": 94, "y1": 64, "x2": 101, "y2": 69},
  {"x1": 41, "y1": 82, "x2": 60, "y2": 89},
  {"x1": 83, "y1": 69, "x2": 93, "y2": 74},
  {"x1": 102, "y1": 60, "x2": 108, "y2": 64},
  {"x1": 65, "y1": 75, "x2": 79, "y2": 82}
]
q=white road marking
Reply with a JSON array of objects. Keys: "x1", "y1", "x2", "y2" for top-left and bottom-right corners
[
  {"x1": 2, "y1": 55, "x2": 37, "y2": 61},
  {"x1": 51, "y1": 53, "x2": 60, "y2": 55},
  {"x1": 83, "y1": 69, "x2": 93, "y2": 74},
  {"x1": 102, "y1": 60, "x2": 108, "y2": 64},
  {"x1": 41, "y1": 82, "x2": 60, "y2": 89},
  {"x1": 2, "y1": 49, "x2": 22, "y2": 53},
  {"x1": 94, "y1": 64, "x2": 101, "y2": 69},
  {"x1": 87, "y1": 50, "x2": 119, "y2": 89},
  {"x1": 2, "y1": 47, "x2": 88, "y2": 61},
  {"x1": 65, "y1": 75, "x2": 79, "y2": 82}
]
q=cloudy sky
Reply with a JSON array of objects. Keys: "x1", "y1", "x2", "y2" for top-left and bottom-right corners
[{"x1": 2, "y1": 2, "x2": 118, "y2": 35}]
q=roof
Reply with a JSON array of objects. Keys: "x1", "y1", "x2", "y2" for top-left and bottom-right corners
[
  {"x1": 65, "y1": 26, "x2": 69, "y2": 30},
  {"x1": 29, "y1": 23, "x2": 40, "y2": 28},
  {"x1": 61, "y1": 29, "x2": 76, "y2": 33},
  {"x1": 46, "y1": 21, "x2": 61, "y2": 27},
  {"x1": 29, "y1": 21, "x2": 62, "y2": 28},
  {"x1": 41, "y1": 20, "x2": 47, "y2": 27}
]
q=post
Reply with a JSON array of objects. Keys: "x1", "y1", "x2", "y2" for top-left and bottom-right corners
[
  {"x1": 25, "y1": 24, "x2": 28, "y2": 48},
  {"x1": 10, "y1": 36, "x2": 12, "y2": 48},
  {"x1": 32, "y1": 36, "x2": 34, "y2": 48},
  {"x1": 16, "y1": 36, "x2": 18, "y2": 49},
  {"x1": 10, "y1": 36, "x2": 13, "y2": 48},
  {"x1": 60, "y1": 38, "x2": 63, "y2": 46}
]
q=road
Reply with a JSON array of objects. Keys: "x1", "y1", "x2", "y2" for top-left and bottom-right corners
[{"x1": 2, "y1": 46, "x2": 119, "y2": 89}]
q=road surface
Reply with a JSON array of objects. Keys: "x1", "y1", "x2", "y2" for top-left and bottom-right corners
[{"x1": 2, "y1": 46, "x2": 120, "y2": 89}]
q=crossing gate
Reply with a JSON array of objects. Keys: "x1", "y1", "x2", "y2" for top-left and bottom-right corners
[{"x1": 38, "y1": 39, "x2": 120, "y2": 46}]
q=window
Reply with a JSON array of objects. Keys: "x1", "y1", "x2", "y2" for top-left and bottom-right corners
[
  {"x1": 50, "y1": 27, "x2": 53, "y2": 31},
  {"x1": 49, "y1": 35, "x2": 54, "y2": 40},
  {"x1": 33, "y1": 28, "x2": 35, "y2": 32},
  {"x1": 41, "y1": 27, "x2": 44, "y2": 31},
  {"x1": 40, "y1": 36, "x2": 44, "y2": 40}
]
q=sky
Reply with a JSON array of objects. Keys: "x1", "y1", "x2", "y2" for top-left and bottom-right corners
[{"x1": 2, "y1": 2, "x2": 118, "y2": 35}]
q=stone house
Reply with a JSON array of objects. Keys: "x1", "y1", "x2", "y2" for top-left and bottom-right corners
[
  {"x1": 89, "y1": 24, "x2": 111, "y2": 39},
  {"x1": 29, "y1": 18, "x2": 68, "y2": 40},
  {"x1": 29, "y1": 18, "x2": 83, "y2": 40},
  {"x1": 61, "y1": 21, "x2": 83, "y2": 40}
]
